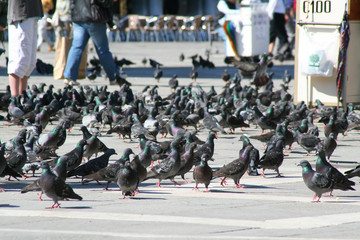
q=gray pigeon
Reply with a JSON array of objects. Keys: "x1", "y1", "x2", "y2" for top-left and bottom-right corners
[
  {"x1": 83, "y1": 135, "x2": 109, "y2": 161},
  {"x1": 116, "y1": 161, "x2": 139, "y2": 198},
  {"x1": 213, "y1": 145, "x2": 253, "y2": 188},
  {"x1": 83, "y1": 148, "x2": 134, "y2": 190},
  {"x1": 6, "y1": 137, "x2": 27, "y2": 179},
  {"x1": 298, "y1": 160, "x2": 334, "y2": 202},
  {"x1": 67, "y1": 148, "x2": 117, "y2": 182},
  {"x1": 21, "y1": 157, "x2": 68, "y2": 200},
  {"x1": 143, "y1": 139, "x2": 182, "y2": 187},
  {"x1": 130, "y1": 154, "x2": 147, "y2": 183},
  {"x1": 315, "y1": 149, "x2": 355, "y2": 196},
  {"x1": 203, "y1": 109, "x2": 227, "y2": 135},
  {"x1": 153, "y1": 64, "x2": 163, "y2": 82},
  {"x1": 60, "y1": 139, "x2": 88, "y2": 172},
  {"x1": 38, "y1": 162, "x2": 82, "y2": 208},
  {"x1": 193, "y1": 153, "x2": 213, "y2": 192},
  {"x1": 37, "y1": 123, "x2": 66, "y2": 150},
  {"x1": 8, "y1": 96, "x2": 24, "y2": 119}
]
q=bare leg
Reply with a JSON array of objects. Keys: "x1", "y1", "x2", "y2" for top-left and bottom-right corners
[
  {"x1": 9, "y1": 73, "x2": 20, "y2": 96},
  {"x1": 19, "y1": 76, "x2": 29, "y2": 95},
  {"x1": 268, "y1": 42, "x2": 275, "y2": 54}
]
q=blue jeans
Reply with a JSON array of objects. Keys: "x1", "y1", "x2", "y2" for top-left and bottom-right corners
[{"x1": 64, "y1": 22, "x2": 119, "y2": 81}]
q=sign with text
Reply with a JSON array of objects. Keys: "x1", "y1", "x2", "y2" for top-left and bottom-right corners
[{"x1": 298, "y1": 0, "x2": 347, "y2": 24}]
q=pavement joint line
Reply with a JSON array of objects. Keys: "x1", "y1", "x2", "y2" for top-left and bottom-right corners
[
  {"x1": 101, "y1": 187, "x2": 360, "y2": 205},
  {"x1": 1, "y1": 228, "x2": 353, "y2": 240},
  {"x1": 1, "y1": 209, "x2": 360, "y2": 230}
]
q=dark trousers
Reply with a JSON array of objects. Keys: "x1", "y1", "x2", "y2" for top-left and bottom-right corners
[{"x1": 269, "y1": 13, "x2": 289, "y2": 47}]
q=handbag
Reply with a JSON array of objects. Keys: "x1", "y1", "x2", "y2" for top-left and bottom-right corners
[
  {"x1": 91, "y1": 0, "x2": 113, "y2": 23},
  {"x1": 53, "y1": 37, "x2": 88, "y2": 80}
]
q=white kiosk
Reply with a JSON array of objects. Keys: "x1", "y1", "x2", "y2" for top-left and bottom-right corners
[
  {"x1": 224, "y1": 3, "x2": 269, "y2": 57},
  {"x1": 294, "y1": 0, "x2": 360, "y2": 106}
]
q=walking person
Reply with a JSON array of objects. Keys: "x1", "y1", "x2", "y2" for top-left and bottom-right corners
[
  {"x1": 7, "y1": 0, "x2": 43, "y2": 96},
  {"x1": 63, "y1": 0, "x2": 130, "y2": 86},
  {"x1": 267, "y1": 0, "x2": 290, "y2": 61}
]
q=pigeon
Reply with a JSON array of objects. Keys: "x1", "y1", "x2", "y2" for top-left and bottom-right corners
[
  {"x1": 295, "y1": 129, "x2": 321, "y2": 155},
  {"x1": 37, "y1": 123, "x2": 66, "y2": 150},
  {"x1": 5, "y1": 137, "x2": 27, "y2": 179},
  {"x1": 176, "y1": 142, "x2": 197, "y2": 183},
  {"x1": 179, "y1": 53, "x2": 185, "y2": 62},
  {"x1": 315, "y1": 149, "x2": 355, "y2": 195},
  {"x1": 21, "y1": 157, "x2": 67, "y2": 200},
  {"x1": 190, "y1": 67, "x2": 198, "y2": 82},
  {"x1": 5, "y1": 129, "x2": 27, "y2": 154},
  {"x1": 193, "y1": 132, "x2": 217, "y2": 166},
  {"x1": 298, "y1": 160, "x2": 334, "y2": 202},
  {"x1": 0, "y1": 142, "x2": 7, "y2": 191},
  {"x1": 322, "y1": 132, "x2": 337, "y2": 159},
  {"x1": 38, "y1": 162, "x2": 82, "y2": 208},
  {"x1": 345, "y1": 165, "x2": 360, "y2": 179},
  {"x1": 141, "y1": 57, "x2": 147, "y2": 66},
  {"x1": 60, "y1": 139, "x2": 88, "y2": 172},
  {"x1": 8, "y1": 96, "x2": 24, "y2": 120},
  {"x1": 83, "y1": 148, "x2": 134, "y2": 190},
  {"x1": 213, "y1": 145, "x2": 253, "y2": 188},
  {"x1": 251, "y1": 54, "x2": 272, "y2": 87},
  {"x1": 144, "y1": 139, "x2": 182, "y2": 187},
  {"x1": 114, "y1": 57, "x2": 135, "y2": 67},
  {"x1": 149, "y1": 58, "x2": 162, "y2": 68},
  {"x1": 131, "y1": 113, "x2": 156, "y2": 140},
  {"x1": 130, "y1": 154, "x2": 147, "y2": 183},
  {"x1": 116, "y1": 161, "x2": 139, "y2": 198},
  {"x1": 193, "y1": 153, "x2": 213, "y2": 192},
  {"x1": 239, "y1": 135, "x2": 260, "y2": 176},
  {"x1": 190, "y1": 55, "x2": 200, "y2": 69},
  {"x1": 203, "y1": 109, "x2": 227, "y2": 135},
  {"x1": 153, "y1": 64, "x2": 163, "y2": 82},
  {"x1": 221, "y1": 69, "x2": 230, "y2": 82},
  {"x1": 282, "y1": 69, "x2": 291, "y2": 85},
  {"x1": 67, "y1": 148, "x2": 117, "y2": 182},
  {"x1": 83, "y1": 135, "x2": 109, "y2": 161},
  {"x1": 35, "y1": 59, "x2": 53, "y2": 75},
  {"x1": 252, "y1": 106, "x2": 277, "y2": 133},
  {"x1": 168, "y1": 74, "x2": 179, "y2": 92},
  {"x1": 257, "y1": 140, "x2": 284, "y2": 177},
  {"x1": 22, "y1": 162, "x2": 41, "y2": 177}
]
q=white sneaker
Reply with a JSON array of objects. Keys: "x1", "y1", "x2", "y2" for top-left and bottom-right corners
[
  {"x1": 70, "y1": 80, "x2": 80, "y2": 86},
  {"x1": 64, "y1": 79, "x2": 80, "y2": 86},
  {"x1": 64, "y1": 79, "x2": 71, "y2": 85}
]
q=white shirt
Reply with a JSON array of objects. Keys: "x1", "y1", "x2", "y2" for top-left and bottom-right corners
[
  {"x1": 217, "y1": 0, "x2": 241, "y2": 25},
  {"x1": 266, "y1": 0, "x2": 286, "y2": 19}
]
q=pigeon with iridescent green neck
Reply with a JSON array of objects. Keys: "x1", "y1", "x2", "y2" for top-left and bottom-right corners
[
  {"x1": 213, "y1": 145, "x2": 253, "y2": 188},
  {"x1": 193, "y1": 153, "x2": 213, "y2": 192},
  {"x1": 38, "y1": 162, "x2": 82, "y2": 209},
  {"x1": 298, "y1": 160, "x2": 334, "y2": 202}
]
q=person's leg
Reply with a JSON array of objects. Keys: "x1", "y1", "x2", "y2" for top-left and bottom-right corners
[
  {"x1": 19, "y1": 76, "x2": 28, "y2": 94},
  {"x1": 63, "y1": 22, "x2": 90, "y2": 81},
  {"x1": 8, "y1": 19, "x2": 37, "y2": 96},
  {"x1": 85, "y1": 22, "x2": 119, "y2": 82},
  {"x1": 268, "y1": 18, "x2": 277, "y2": 54},
  {"x1": 9, "y1": 74, "x2": 20, "y2": 96},
  {"x1": 274, "y1": 13, "x2": 289, "y2": 53},
  {"x1": 21, "y1": 19, "x2": 38, "y2": 94}
]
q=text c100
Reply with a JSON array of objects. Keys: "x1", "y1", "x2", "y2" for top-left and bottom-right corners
[{"x1": 302, "y1": 0, "x2": 331, "y2": 14}]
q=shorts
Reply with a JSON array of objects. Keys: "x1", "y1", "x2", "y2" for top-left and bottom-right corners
[{"x1": 7, "y1": 18, "x2": 38, "y2": 78}]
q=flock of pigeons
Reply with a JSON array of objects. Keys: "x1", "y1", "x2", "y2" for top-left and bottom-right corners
[{"x1": 1, "y1": 53, "x2": 360, "y2": 209}]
